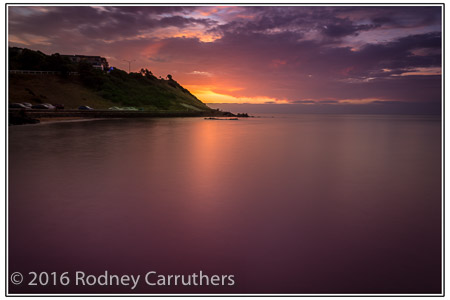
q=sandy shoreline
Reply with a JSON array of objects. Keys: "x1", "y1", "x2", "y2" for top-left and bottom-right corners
[
  {"x1": 38, "y1": 117, "x2": 90, "y2": 123},
  {"x1": 9, "y1": 109, "x2": 238, "y2": 125}
]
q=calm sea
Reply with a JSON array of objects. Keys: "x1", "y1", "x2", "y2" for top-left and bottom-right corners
[{"x1": 8, "y1": 114, "x2": 442, "y2": 294}]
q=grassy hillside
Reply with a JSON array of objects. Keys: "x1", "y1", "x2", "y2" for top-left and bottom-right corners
[
  {"x1": 8, "y1": 47, "x2": 211, "y2": 111},
  {"x1": 9, "y1": 72, "x2": 210, "y2": 111},
  {"x1": 9, "y1": 75, "x2": 118, "y2": 109},
  {"x1": 90, "y1": 68, "x2": 210, "y2": 111}
]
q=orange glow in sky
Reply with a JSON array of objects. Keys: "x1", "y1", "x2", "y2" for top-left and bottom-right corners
[{"x1": 185, "y1": 85, "x2": 290, "y2": 104}]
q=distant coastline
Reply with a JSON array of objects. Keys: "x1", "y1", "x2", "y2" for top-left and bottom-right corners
[{"x1": 207, "y1": 103, "x2": 442, "y2": 115}]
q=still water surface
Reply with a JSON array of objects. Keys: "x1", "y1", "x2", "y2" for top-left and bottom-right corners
[{"x1": 9, "y1": 114, "x2": 442, "y2": 294}]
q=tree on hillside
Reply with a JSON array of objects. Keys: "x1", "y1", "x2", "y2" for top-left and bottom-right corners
[
  {"x1": 140, "y1": 68, "x2": 157, "y2": 80},
  {"x1": 78, "y1": 62, "x2": 105, "y2": 89},
  {"x1": 48, "y1": 53, "x2": 74, "y2": 76},
  {"x1": 10, "y1": 48, "x2": 47, "y2": 70}
]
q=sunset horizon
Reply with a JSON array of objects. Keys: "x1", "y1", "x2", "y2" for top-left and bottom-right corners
[{"x1": 8, "y1": 5, "x2": 442, "y2": 112}]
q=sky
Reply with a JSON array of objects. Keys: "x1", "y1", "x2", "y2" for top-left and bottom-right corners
[{"x1": 8, "y1": 5, "x2": 442, "y2": 113}]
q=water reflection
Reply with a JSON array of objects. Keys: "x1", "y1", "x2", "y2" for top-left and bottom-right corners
[{"x1": 9, "y1": 115, "x2": 441, "y2": 294}]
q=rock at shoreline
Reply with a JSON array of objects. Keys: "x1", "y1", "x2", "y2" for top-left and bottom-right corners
[
  {"x1": 236, "y1": 113, "x2": 250, "y2": 117},
  {"x1": 9, "y1": 110, "x2": 40, "y2": 125}
]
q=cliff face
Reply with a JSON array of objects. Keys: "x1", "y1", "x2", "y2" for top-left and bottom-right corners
[{"x1": 8, "y1": 48, "x2": 211, "y2": 111}]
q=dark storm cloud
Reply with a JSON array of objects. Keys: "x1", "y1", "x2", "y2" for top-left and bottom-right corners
[
  {"x1": 9, "y1": 6, "x2": 102, "y2": 37},
  {"x1": 76, "y1": 15, "x2": 216, "y2": 40},
  {"x1": 332, "y1": 6, "x2": 441, "y2": 28},
  {"x1": 321, "y1": 19, "x2": 377, "y2": 38},
  {"x1": 210, "y1": 6, "x2": 440, "y2": 39},
  {"x1": 109, "y1": 6, "x2": 194, "y2": 14},
  {"x1": 292, "y1": 100, "x2": 316, "y2": 104},
  {"x1": 9, "y1": 6, "x2": 215, "y2": 41},
  {"x1": 209, "y1": 6, "x2": 321, "y2": 37},
  {"x1": 340, "y1": 32, "x2": 442, "y2": 80},
  {"x1": 159, "y1": 15, "x2": 217, "y2": 28},
  {"x1": 319, "y1": 32, "x2": 442, "y2": 77},
  {"x1": 318, "y1": 100, "x2": 339, "y2": 104}
]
